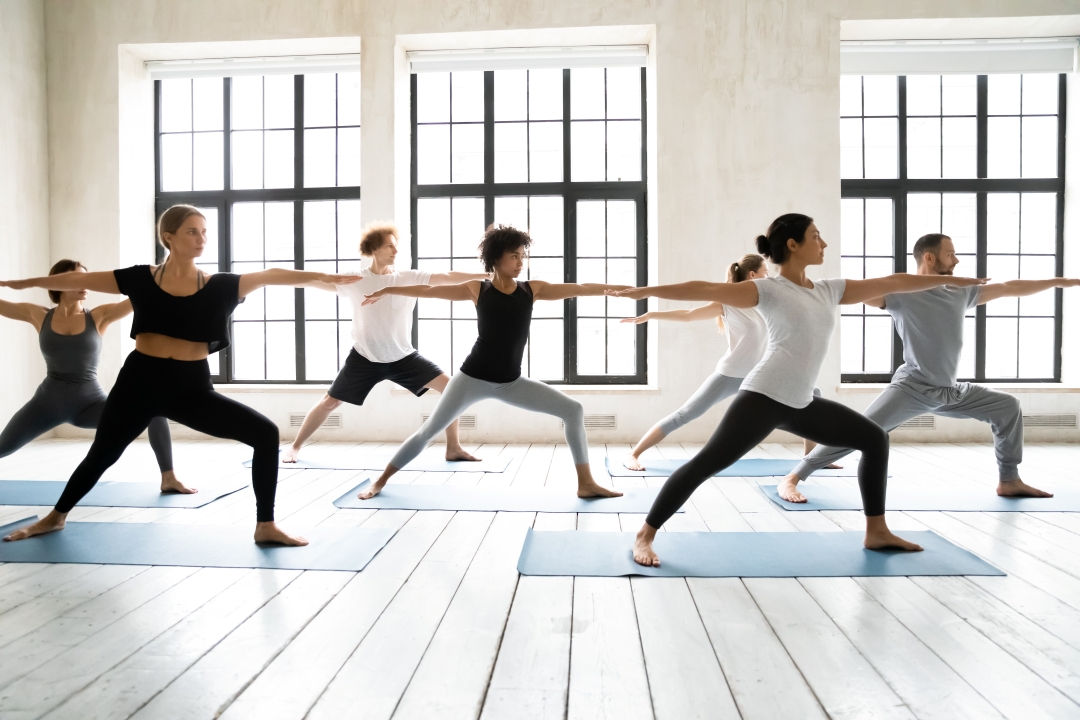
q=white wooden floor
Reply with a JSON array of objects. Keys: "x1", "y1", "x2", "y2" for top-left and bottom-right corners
[{"x1": 0, "y1": 437, "x2": 1079, "y2": 719}]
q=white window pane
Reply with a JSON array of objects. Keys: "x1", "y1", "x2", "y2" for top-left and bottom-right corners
[
  {"x1": 1020, "y1": 193, "x2": 1057, "y2": 255},
  {"x1": 570, "y1": 121, "x2": 605, "y2": 181},
  {"x1": 529, "y1": 259, "x2": 565, "y2": 319},
  {"x1": 839, "y1": 118, "x2": 863, "y2": 179},
  {"x1": 417, "y1": 72, "x2": 450, "y2": 123},
  {"x1": 264, "y1": 130, "x2": 294, "y2": 188},
  {"x1": 494, "y1": 70, "x2": 527, "y2": 121},
  {"x1": 452, "y1": 319, "x2": 478, "y2": 371},
  {"x1": 987, "y1": 116, "x2": 1020, "y2": 178},
  {"x1": 576, "y1": 318, "x2": 605, "y2": 375},
  {"x1": 192, "y1": 78, "x2": 223, "y2": 131},
  {"x1": 1021, "y1": 116, "x2": 1057, "y2": 178},
  {"x1": 205, "y1": 353, "x2": 219, "y2": 375},
  {"x1": 263, "y1": 75, "x2": 294, "y2": 129},
  {"x1": 304, "y1": 128, "x2": 335, "y2": 187},
  {"x1": 529, "y1": 196, "x2": 563, "y2": 257},
  {"x1": 337, "y1": 201, "x2": 361, "y2": 262},
  {"x1": 196, "y1": 207, "x2": 219, "y2": 269},
  {"x1": 418, "y1": 320, "x2": 452, "y2": 373},
  {"x1": 840, "y1": 257, "x2": 864, "y2": 285},
  {"x1": 942, "y1": 117, "x2": 976, "y2": 179},
  {"x1": 985, "y1": 255, "x2": 1019, "y2": 316},
  {"x1": 607, "y1": 201, "x2": 637, "y2": 256},
  {"x1": 160, "y1": 79, "x2": 192, "y2": 133},
  {"x1": 607, "y1": 319, "x2": 636, "y2": 374},
  {"x1": 607, "y1": 121, "x2": 641, "y2": 182},
  {"x1": 493, "y1": 196, "x2": 528, "y2": 230},
  {"x1": 451, "y1": 197, "x2": 485, "y2": 257},
  {"x1": 232, "y1": 266, "x2": 264, "y2": 320},
  {"x1": 529, "y1": 69, "x2": 563, "y2": 121},
  {"x1": 265, "y1": 322, "x2": 296, "y2": 380},
  {"x1": 1019, "y1": 255, "x2": 1057, "y2": 316},
  {"x1": 576, "y1": 259, "x2": 605, "y2": 317},
  {"x1": 606, "y1": 67, "x2": 641, "y2": 119},
  {"x1": 304, "y1": 73, "x2": 336, "y2": 128},
  {"x1": 304, "y1": 200, "x2": 337, "y2": 260},
  {"x1": 906, "y1": 117, "x2": 941, "y2": 179},
  {"x1": 305, "y1": 321, "x2": 339, "y2": 381},
  {"x1": 906, "y1": 193, "x2": 942, "y2": 253},
  {"x1": 418, "y1": 296, "x2": 451, "y2": 319},
  {"x1": 232, "y1": 322, "x2": 266, "y2": 380},
  {"x1": 576, "y1": 201, "x2": 606, "y2": 256},
  {"x1": 570, "y1": 68, "x2": 605, "y2": 120},
  {"x1": 451, "y1": 71, "x2": 484, "y2": 123},
  {"x1": 266, "y1": 285, "x2": 295, "y2": 321},
  {"x1": 863, "y1": 75, "x2": 897, "y2": 116},
  {"x1": 840, "y1": 199, "x2": 864, "y2": 256},
  {"x1": 528, "y1": 319, "x2": 564, "y2": 381},
  {"x1": 840, "y1": 75, "x2": 862, "y2": 117},
  {"x1": 906, "y1": 75, "x2": 940, "y2": 116},
  {"x1": 231, "y1": 131, "x2": 263, "y2": 189},
  {"x1": 231, "y1": 76, "x2": 263, "y2": 130},
  {"x1": 494, "y1": 122, "x2": 528, "y2": 183},
  {"x1": 865, "y1": 257, "x2": 893, "y2": 279},
  {"x1": 160, "y1": 134, "x2": 192, "y2": 192},
  {"x1": 305, "y1": 286, "x2": 338, "y2": 322},
  {"x1": 264, "y1": 203, "x2": 294, "y2": 260},
  {"x1": 863, "y1": 118, "x2": 897, "y2": 179},
  {"x1": 337, "y1": 127, "x2": 361, "y2": 186},
  {"x1": 988, "y1": 74, "x2": 1021, "y2": 115},
  {"x1": 451, "y1": 124, "x2": 484, "y2": 184},
  {"x1": 942, "y1": 194, "x2": 976, "y2": 256},
  {"x1": 338, "y1": 72, "x2": 361, "y2": 126},
  {"x1": 1018, "y1": 318, "x2": 1054, "y2": 378},
  {"x1": 529, "y1": 122, "x2": 563, "y2": 182},
  {"x1": 339, "y1": 322, "x2": 353, "y2": 367},
  {"x1": 864, "y1": 316, "x2": 893, "y2": 372},
  {"x1": 985, "y1": 318, "x2": 1018, "y2": 378},
  {"x1": 607, "y1": 259, "x2": 637, "y2": 316},
  {"x1": 232, "y1": 204, "x2": 264, "y2": 261},
  {"x1": 941, "y1": 75, "x2": 976, "y2": 116},
  {"x1": 986, "y1": 193, "x2": 1020, "y2": 254},
  {"x1": 1022, "y1": 73, "x2": 1058, "y2": 115},
  {"x1": 865, "y1": 199, "x2": 893, "y2": 256},
  {"x1": 417, "y1": 198, "x2": 451, "y2": 256},
  {"x1": 417, "y1": 124, "x2": 450, "y2": 185},
  {"x1": 192, "y1": 132, "x2": 223, "y2": 190},
  {"x1": 840, "y1": 316, "x2": 864, "y2": 374},
  {"x1": 958, "y1": 316, "x2": 976, "y2": 379}
]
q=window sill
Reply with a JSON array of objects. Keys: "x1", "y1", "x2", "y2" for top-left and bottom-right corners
[
  {"x1": 390, "y1": 384, "x2": 659, "y2": 396},
  {"x1": 215, "y1": 384, "x2": 333, "y2": 393},
  {"x1": 839, "y1": 382, "x2": 1080, "y2": 394}
]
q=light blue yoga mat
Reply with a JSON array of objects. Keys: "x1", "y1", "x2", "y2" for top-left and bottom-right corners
[
  {"x1": 0, "y1": 479, "x2": 248, "y2": 508},
  {"x1": 516, "y1": 528, "x2": 1003, "y2": 577},
  {"x1": 0, "y1": 516, "x2": 395, "y2": 571},
  {"x1": 246, "y1": 451, "x2": 513, "y2": 473},
  {"x1": 604, "y1": 456, "x2": 857, "y2": 478},
  {"x1": 758, "y1": 483, "x2": 1079, "y2": 512},
  {"x1": 332, "y1": 479, "x2": 681, "y2": 514}
]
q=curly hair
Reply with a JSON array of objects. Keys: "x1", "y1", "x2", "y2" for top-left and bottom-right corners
[
  {"x1": 479, "y1": 224, "x2": 532, "y2": 272},
  {"x1": 360, "y1": 222, "x2": 399, "y2": 256}
]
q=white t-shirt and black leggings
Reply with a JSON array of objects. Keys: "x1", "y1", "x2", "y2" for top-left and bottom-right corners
[{"x1": 644, "y1": 276, "x2": 891, "y2": 529}]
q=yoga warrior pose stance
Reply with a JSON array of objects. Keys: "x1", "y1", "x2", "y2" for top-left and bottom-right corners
[
  {"x1": 620, "y1": 253, "x2": 839, "y2": 471},
  {"x1": 358, "y1": 224, "x2": 625, "y2": 500},
  {"x1": 2, "y1": 205, "x2": 360, "y2": 545},
  {"x1": 610, "y1": 213, "x2": 985, "y2": 567},
  {"x1": 780, "y1": 232, "x2": 1079, "y2": 503},
  {"x1": 284, "y1": 222, "x2": 488, "y2": 464},
  {"x1": 0, "y1": 260, "x2": 191, "y2": 493}
]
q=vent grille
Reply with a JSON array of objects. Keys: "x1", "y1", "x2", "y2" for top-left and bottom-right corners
[
  {"x1": 563, "y1": 414, "x2": 617, "y2": 430},
  {"x1": 899, "y1": 415, "x2": 935, "y2": 429},
  {"x1": 424, "y1": 414, "x2": 476, "y2": 428},
  {"x1": 289, "y1": 412, "x2": 342, "y2": 429},
  {"x1": 1023, "y1": 413, "x2": 1077, "y2": 428}
]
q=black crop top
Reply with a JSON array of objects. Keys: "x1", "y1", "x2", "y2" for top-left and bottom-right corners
[
  {"x1": 460, "y1": 280, "x2": 533, "y2": 383},
  {"x1": 114, "y1": 265, "x2": 243, "y2": 354}
]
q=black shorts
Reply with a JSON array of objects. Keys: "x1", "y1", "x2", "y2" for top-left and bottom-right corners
[{"x1": 327, "y1": 350, "x2": 444, "y2": 406}]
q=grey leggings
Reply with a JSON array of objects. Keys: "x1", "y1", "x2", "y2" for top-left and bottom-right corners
[
  {"x1": 390, "y1": 371, "x2": 588, "y2": 467},
  {"x1": 0, "y1": 377, "x2": 173, "y2": 472}
]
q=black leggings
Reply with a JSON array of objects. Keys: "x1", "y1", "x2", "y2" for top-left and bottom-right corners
[
  {"x1": 55, "y1": 351, "x2": 280, "y2": 521},
  {"x1": 645, "y1": 390, "x2": 890, "y2": 528}
]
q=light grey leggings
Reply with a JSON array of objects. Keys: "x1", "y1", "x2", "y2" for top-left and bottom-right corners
[
  {"x1": 390, "y1": 371, "x2": 588, "y2": 467},
  {"x1": 656, "y1": 372, "x2": 821, "y2": 437}
]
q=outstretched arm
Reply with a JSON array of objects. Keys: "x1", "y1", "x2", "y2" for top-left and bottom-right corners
[
  {"x1": 977, "y1": 278, "x2": 1080, "y2": 304},
  {"x1": 429, "y1": 271, "x2": 489, "y2": 286},
  {"x1": 607, "y1": 280, "x2": 759, "y2": 308},
  {"x1": 0, "y1": 297, "x2": 48, "y2": 332},
  {"x1": 238, "y1": 268, "x2": 362, "y2": 299},
  {"x1": 840, "y1": 274, "x2": 986, "y2": 306},
  {"x1": 531, "y1": 281, "x2": 634, "y2": 302},
  {"x1": 362, "y1": 280, "x2": 481, "y2": 306},
  {"x1": 620, "y1": 302, "x2": 725, "y2": 325},
  {"x1": 91, "y1": 299, "x2": 133, "y2": 335},
  {"x1": 0, "y1": 271, "x2": 120, "y2": 294}
]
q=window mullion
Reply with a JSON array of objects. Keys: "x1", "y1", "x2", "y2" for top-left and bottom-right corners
[
  {"x1": 484, "y1": 70, "x2": 495, "y2": 227},
  {"x1": 294, "y1": 74, "x2": 306, "y2": 383},
  {"x1": 563, "y1": 68, "x2": 576, "y2": 384}
]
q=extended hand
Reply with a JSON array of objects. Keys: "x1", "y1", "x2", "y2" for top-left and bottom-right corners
[
  {"x1": 1061, "y1": 278, "x2": 1080, "y2": 288},
  {"x1": 620, "y1": 313, "x2": 650, "y2": 324},
  {"x1": 605, "y1": 287, "x2": 650, "y2": 300},
  {"x1": 323, "y1": 273, "x2": 362, "y2": 285},
  {"x1": 0, "y1": 279, "x2": 33, "y2": 290},
  {"x1": 361, "y1": 289, "x2": 387, "y2": 306}
]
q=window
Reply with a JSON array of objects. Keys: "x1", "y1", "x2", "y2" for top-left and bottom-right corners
[
  {"x1": 155, "y1": 72, "x2": 361, "y2": 382},
  {"x1": 412, "y1": 68, "x2": 648, "y2": 384},
  {"x1": 840, "y1": 73, "x2": 1065, "y2": 382}
]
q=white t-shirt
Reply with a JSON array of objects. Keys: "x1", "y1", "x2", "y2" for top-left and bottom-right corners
[
  {"x1": 336, "y1": 268, "x2": 432, "y2": 363},
  {"x1": 714, "y1": 305, "x2": 767, "y2": 378},
  {"x1": 741, "y1": 275, "x2": 847, "y2": 408}
]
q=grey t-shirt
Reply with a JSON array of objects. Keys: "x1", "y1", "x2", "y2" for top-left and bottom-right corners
[{"x1": 884, "y1": 285, "x2": 982, "y2": 387}]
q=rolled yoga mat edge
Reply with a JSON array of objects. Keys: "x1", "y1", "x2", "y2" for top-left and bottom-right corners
[
  {"x1": 756, "y1": 483, "x2": 1080, "y2": 512},
  {"x1": 0, "y1": 478, "x2": 250, "y2": 508},
  {"x1": 246, "y1": 452, "x2": 514, "y2": 473},
  {"x1": 604, "y1": 456, "x2": 859, "y2": 478},
  {"x1": 516, "y1": 528, "x2": 1003, "y2": 577}
]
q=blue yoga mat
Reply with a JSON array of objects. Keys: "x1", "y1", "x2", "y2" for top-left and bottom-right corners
[
  {"x1": 758, "y1": 483, "x2": 1080, "y2": 512},
  {"x1": 604, "y1": 457, "x2": 857, "y2": 478},
  {"x1": 246, "y1": 451, "x2": 513, "y2": 473},
  {"x1": 0, "y1": 516, "x2": 395, "y2": 571},
  {"x1": 332, "y1": 479, "x2": 680, "y2": 514},
  {"x1": 516, "y1": 528, "x2": 1003, "y2": 577},
  {"x1": 0, "y1": 479, "x2": 248, "y2": 508}
]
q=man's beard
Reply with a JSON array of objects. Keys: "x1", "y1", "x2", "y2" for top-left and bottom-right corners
[{"x1": 935, "y1": 261, "x2": 954, "y2": 275}]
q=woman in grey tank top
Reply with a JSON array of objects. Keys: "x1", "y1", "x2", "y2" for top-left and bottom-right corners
[{"x1": 0, "y1": 260, "x2": 190, "y2": 493}]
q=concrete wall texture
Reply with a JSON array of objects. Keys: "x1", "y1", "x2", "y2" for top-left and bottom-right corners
[{"x1": 1, "y1": 0, "x2": 1078, "y2": 445}]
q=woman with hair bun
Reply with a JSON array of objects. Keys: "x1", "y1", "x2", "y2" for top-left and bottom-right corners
[
  {"x1": 609, "y1": 213, "x2": 986, "y2": 567},
  {"x1": 0, "y1": 204, "x2": 361, "y2": 545}
]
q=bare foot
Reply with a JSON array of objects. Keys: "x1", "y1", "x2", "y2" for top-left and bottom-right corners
[
  {"x1": 824, "y1": 463, "x2": 843, "y2": 470},
  {"x1": 445, "y1": 448, "x2": 481, "y2": 462},
  {"x1": 160, "y1": 472, "x2": 197, "y2": 494},
  {"x1": 254, "y1": 521, "x2": 308, "y2": 546},
  {"x1": 633, "y1": 525, "x2": 660, "y2": 567},
  {"x1": 777, "y1": 473, "x2": 806, "y2": 503},
  {"x1": 623, "y1": 454, "x2": 646, "y2": 471},
  {"x1": 359, "y1": 479, "x2": 387, "y2": 500},
  {"x1": 281, "y1": 445, "x2": 301, "y2": 463},
  {"x1": 4, "y1": 512, "x2": 66, "y2": 542},
  {"x1": 864, "y1": 527, "x2": 923, "y2": 552},
  {"x1": 997, "y1": 479, "x2": 1053, "y2": 498},
  {"x1": 578, "y1": 480, "x2": 623, "y2": 499}
]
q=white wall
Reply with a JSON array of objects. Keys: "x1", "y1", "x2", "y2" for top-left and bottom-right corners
[
  {"x1": 31, "y1": 0, "x2": 1080, "y2": 445},
  {"x1": 0, "y1": 0, "x2": 51, "y2": 426}
]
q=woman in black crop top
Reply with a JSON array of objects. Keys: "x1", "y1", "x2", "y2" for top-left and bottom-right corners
[
  {"x1": 356, "y1": 224, "x2": 631, "y2": 501},
  {"x1": 1, "y1": 205, "x2": 359, "y2": 546}
]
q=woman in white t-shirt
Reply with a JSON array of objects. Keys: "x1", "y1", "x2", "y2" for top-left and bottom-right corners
[{"x1": 610, "y1": 213, "x2": 985, "y2": 567}]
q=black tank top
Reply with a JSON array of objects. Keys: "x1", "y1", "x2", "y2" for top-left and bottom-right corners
[
  {"x1": 460, "y1": 280, "x2": 533, "y2": 383},
  {"x1": 39, "y1": 308, "x2": 101, "y2": 383}
]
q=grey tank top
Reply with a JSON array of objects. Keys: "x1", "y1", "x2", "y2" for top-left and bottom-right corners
[{"x1": 39, "y1": 308, "x2": 101, "y2": 383}]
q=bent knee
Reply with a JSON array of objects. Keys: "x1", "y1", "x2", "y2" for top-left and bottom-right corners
[
  {"x1": 564, "y1": 399, "x2": 585, "y2": 423},
  {"x1": 251, "y1": 415, "x2": 280, "y2": 448},
  {"x1": 320, "y1": 394, "x2": 343, "y2": 410}
]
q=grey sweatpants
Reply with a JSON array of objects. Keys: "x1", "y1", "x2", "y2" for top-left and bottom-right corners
[
  {"x1": 390, "y1": 371, "x2": 589, "y2": 468},
  {"x1": 794, "y1": 378, "x2": 1023, "y2": 481}
]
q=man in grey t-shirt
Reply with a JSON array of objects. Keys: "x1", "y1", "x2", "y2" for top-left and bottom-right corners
[{"x1": 779, "y1": 233, "x2": 1079, "y2": 503}]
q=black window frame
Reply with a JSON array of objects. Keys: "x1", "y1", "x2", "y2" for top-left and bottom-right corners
[
  {"x1": 842, "y1": 73, "x2": 1067, "y2": 383},
  {"x1": 410, "y1": 68, "x2": 649, "y2": 385},
  {"x1": 154, "y1": 75, "x2": 362, "y2": 384}
]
